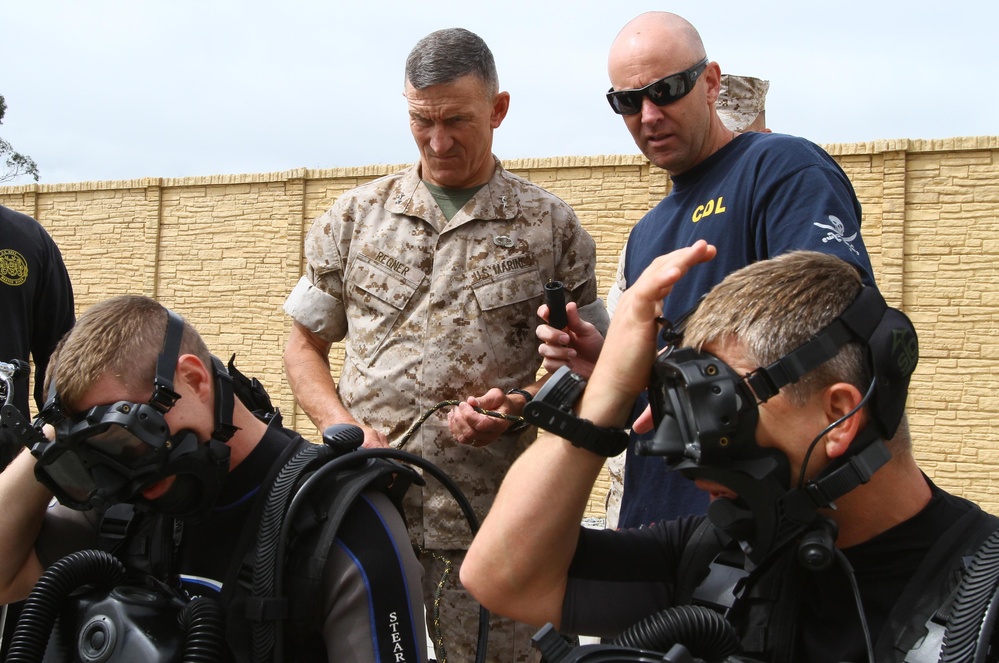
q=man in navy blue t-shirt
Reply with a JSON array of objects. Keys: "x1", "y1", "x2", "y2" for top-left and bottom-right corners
[{"x1": 538, "y1": 11, "x2": 875, "y2": 528}]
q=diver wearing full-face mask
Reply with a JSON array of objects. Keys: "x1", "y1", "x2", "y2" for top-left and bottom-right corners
[
  {"x1": 462, "y1": 244, "x2": 999, "y2": 663},
  {"x1": 0, "y1": 296, "x2": 429, "y2": 662}
]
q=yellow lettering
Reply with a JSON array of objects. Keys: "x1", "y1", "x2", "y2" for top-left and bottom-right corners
[{"x1": 692, "y1": 197, "x2": 727, "y2": 223}]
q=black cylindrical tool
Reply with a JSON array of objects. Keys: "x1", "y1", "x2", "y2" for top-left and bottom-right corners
[{"x1": 544, "y1": 280, "x2": 568, "y2": 329}]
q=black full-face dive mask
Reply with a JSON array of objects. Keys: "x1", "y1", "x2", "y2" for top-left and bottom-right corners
[
  {"x1": 27, "y1": 310, "x2": 237, "y2": 521},
  {"x1": 645, "y1": 286, "x2": 918, "y2": 566}
]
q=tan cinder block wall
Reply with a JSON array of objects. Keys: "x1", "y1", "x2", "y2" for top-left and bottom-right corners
[{"x1": 3, "y1": 136, "x2": 998, "y2": 520}]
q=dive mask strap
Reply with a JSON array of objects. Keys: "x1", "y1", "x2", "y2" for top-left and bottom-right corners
[
  {"x1": 150, "y1": 310, "x2": 186, "y2": 413},
  {"x1": 146, "y1": 311, "x2": 236, "y2": 441},
  {"x1": 210, "y1": 355, "x2": 238, "y2": 443},
  {"x1": 743, "y1": 287, "x2": 889, "y2": 404},
  {"x1": 801, "y1": 438, "x2": 892, "y2": 510},
  {"x1": 744, "y1": 319, "x2": 854, "y2": 403}
]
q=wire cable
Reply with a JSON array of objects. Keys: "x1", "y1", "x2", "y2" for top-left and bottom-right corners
[
  {"x1": 796, "y1": 378, "x2": 877, "y2": 490},
  {"x1": 418, "y1": 545, "x2": 454, "y2": 663},
  {"x1": 835, "y1": 548, "x2": 875, "y2": 663},
  {"x1": 395, "y1": 400, "x2": 526, "y2": 450}
]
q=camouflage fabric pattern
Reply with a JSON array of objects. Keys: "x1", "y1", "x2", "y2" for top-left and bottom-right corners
[
  {"x1": 421, "y1": 548, "x2": 540, "y2": 663},
  {"x1": 285, "y1": 159, "x2": 598, "y2": 549},
  {"x1": 716, "y1": 74, "x2": 770, "y2": 133}
]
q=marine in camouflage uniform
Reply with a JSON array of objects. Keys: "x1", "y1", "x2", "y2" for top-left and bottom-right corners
[
  {"x1": 285, "y1": 158, "x2": 600, "y2": 546},
  {"x1": 284, "y1": 159, "x2": 601, "y2": 661},
  {"x1": 284, "y1": 26, "x2": 604, "y2": 662}
]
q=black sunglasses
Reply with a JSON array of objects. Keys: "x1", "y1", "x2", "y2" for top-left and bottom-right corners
[{"x1": 606, "y1": 57, "x2": 709, "y2": 115}]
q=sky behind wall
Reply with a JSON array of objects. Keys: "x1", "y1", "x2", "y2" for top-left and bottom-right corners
[{"x1": 2, "y1": 0, "x2": 995, "y2": 184}]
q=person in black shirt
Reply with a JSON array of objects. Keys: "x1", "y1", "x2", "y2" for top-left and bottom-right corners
[
  {"x1": 0, "y1": 204, "x2": 75, "y2": 468},
  {"x1": 463, "y1": 244, "x2": 998, "y2": 662}
]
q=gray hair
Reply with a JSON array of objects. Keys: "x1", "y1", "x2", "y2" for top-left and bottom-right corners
[
  {"x1": 405, "y1": 28, "x2": 499, "y2": 93},
  {"x1": 683, "y1": 250, "x2": 913, "y2": 455},
  {"x1": 683, "y1": 251, "x2": 868, "y2": 407}
]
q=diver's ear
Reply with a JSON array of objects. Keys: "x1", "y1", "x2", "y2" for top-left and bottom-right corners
[
  {"x1": 175, "y1": 354, "x2": 212, "y2": 403},
  {"x1": 822, "y1": 382, "x2": 865, "y2": 459}
]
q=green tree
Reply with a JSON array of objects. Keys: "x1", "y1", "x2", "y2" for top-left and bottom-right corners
[{"x1": 0, "y1": 94, "x2": 40, "y2": 183}]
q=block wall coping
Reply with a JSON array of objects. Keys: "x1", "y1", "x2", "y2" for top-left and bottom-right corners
[{"x1": 4, "y1": 136, "x2": 994, "y2": 195}]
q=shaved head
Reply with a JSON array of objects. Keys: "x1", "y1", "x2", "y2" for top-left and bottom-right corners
[
  {"x1": 609, "y1": 12, "x2": 705, "y2": 82},
  {"x1": 607, "y1": 11, "x2": 726, "y2": 175}
]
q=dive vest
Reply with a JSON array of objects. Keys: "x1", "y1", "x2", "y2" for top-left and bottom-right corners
[
  {"x1": 673, "y1": 506, "x2": 999, "y2": 662},
  {"x1": 86, "y1": 428, "x2": 421, "y2": 663}
]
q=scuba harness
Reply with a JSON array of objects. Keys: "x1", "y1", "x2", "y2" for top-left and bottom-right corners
[
  {"x1": 531, "y1": 512, "x2": 999, "y2": 663},
  {"x1": 663, "y1": 504, "x2": 999, "y2": 663},
  {"x1": 534, "y1": 507, "x2": 999, "y2": 663}
]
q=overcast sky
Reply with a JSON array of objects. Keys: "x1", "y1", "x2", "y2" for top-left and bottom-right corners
[{"x1": 2, "y1": 1, "x2": 995, "y2": 185}]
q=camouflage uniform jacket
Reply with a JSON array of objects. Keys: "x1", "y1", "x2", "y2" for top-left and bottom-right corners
[{"x1": 284, "y1": 159, "x2": 599, "y2": 548}]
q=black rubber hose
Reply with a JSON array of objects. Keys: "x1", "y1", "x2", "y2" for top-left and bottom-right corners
[
  {"x1": 179, "y1": 595, "x2": 227, "y2": 662},
  {"x1": 250, "y1": 441, "x2": 330, "y2": 662},
  {"x1": 940, "y1": 529, "x2": 999, "y2": 663},
  {"x1": 611, "y1": 604, "x2": 741, "y2": 662},
  {"x1": 7, "y1": 549, "x2": 125, "y2": 663}
]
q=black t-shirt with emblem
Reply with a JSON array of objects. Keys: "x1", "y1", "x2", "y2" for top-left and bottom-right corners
[{"x1": 0, "y1": 205, "x2": 74, "y2": 461}]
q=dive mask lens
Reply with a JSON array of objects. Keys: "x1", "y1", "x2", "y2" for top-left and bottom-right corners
[
  {"x1": 645, "y1": 347, "x2": 761, "y2": 467},
  {"x1": 33, "y1": 445, "x2": 100, "y2": 505},
  {"x1": 68, "y1": 401, "x2": 169, "y2": 450},
  {"x1": 85, "y1": 421, "x2": 158, "y2": 460},
  {"x1": 33, "y1": 402, "x2": 172, "y2": 511},
  {"x1": 645, "y1": 359, "x2": 701, "y2": 462}
]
